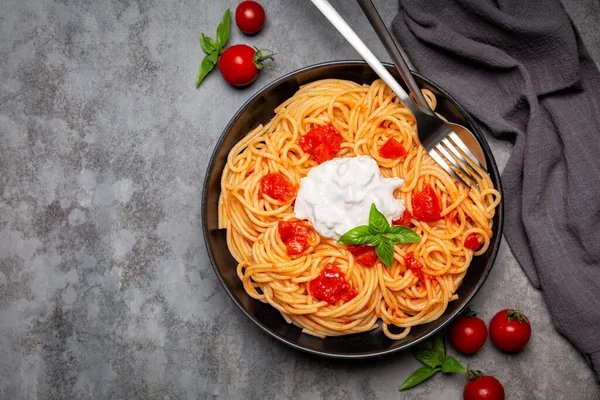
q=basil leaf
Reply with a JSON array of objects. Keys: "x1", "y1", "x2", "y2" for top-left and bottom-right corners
[
  {"x1": 432, "y1": 335, "x2": 446, "y2": 360},
  {"x1": 207, "y1": 50, "x2": 218, "y2": 64},
  {"x1": 369, "y1": 203, "x2": 390, "y2": 234},
  {"x1": 196, "y1": 53, "x2": 217, "y2": 87},
  {"x1": 412, "y1": 348, "x2": 443, "y2": 369},
  {"x1": 384, "y1": 226, "x2": 421, "y2": 244},
  {"x1": 375, "y1": 239, "x2": 395, "y2": 267},
  {"x1": 338, "y1": 226, "x2": 373, "y2": 245},
  {"x1": 216, "y1": 9, "x2": 231, "y2": 50},
  {"x1": 200, "y1": 33, "x2": 217, "y2": 54},
  {"x1": 398, "y1": 366, "x2": 439, "y2": 391},
  {"x1": 441, "y1": 356, "x2": 466, "y2": 373},
  {"x1": 366, "y1": 235, "x2": 382, "y2": 247}
]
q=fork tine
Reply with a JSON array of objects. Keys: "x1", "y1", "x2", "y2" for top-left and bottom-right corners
[
  {"x1": 428, "y1": 148, "x2": 470, "y2": 189},
  {"x1": 442, "y1": 138, "x2": 484, "y2": 180},
  {"x1": 448, "y1": 132, "x2": 488, "y2": 175},
  {"x1": 435, "y1": 144, "x2": 479, "y2": 186}
]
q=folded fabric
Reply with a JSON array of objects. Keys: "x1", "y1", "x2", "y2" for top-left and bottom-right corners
[{"x1": 393, "y1": 0, "x2": 600, "y2": 379}]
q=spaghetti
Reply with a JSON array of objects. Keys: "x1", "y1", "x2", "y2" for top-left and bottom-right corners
[{"x1": 218, "y1": 79, "x2": 500, "y2": 339}]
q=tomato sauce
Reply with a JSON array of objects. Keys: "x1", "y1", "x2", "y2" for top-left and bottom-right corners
[
  {"x1": 392, "y1": 209, "x2": 413, "y2": 227},
  {"x1": 446, "y1": 209, "x2": 458, "y2": 224},
  {"x1": 379, "y1": 138, "x2": 407, "y2": 159},
  {"x1": 347, "y1": 244, "x2": 377, "y2": 267},
  {"x1": 464, "y1": 233, "x2": 482, "y2": 250},
  {"x1": 278, "y1": 219, "x2": 311, "y2": 255},
  {"x1": 404, "y1": 252, "x2": 426, "y2": 281},
  {"x1": 309, "y1": 264, "x2": 358, "y2": 304},
  {"x1": 299, "y1": 124, "x2": 343, "y2": 164},
  {"x1": 259, "y1": 173, "x2": 297, "y2": 202},
  {"x1": 412, "y1": 184, "x2": 441, "y2": 222}
]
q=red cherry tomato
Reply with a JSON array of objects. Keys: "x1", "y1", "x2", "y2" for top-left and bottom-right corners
[
  {"x1": 259, "y1": 172, "x2": 297, "y2": 202},
  {"x1": 278, "y1": 220, "x2": 311, "y2": 256},
  {"x1": 464, "y1": 233, "x2": 482, "y2": 250},
  {"x1": 464, "y1": 375, "x2": 505, "y2": 400},
  {"x1": 235, "y1": 1, "x2": 266, "y2": 35},
  {"x1": 299, "y1": 124, "x2": 343, "y2": 164},
  {"x1": 411, "y1": 184, "x2": 441, "y2": 222},
  {"x1": 347, "y1": 244, "x2": 377, "y2": 267},
  {"x1": 392, "y1": 209, "x2": 412, "y2": 227},
  {"x1": 489, "y1": 309, "x2": 531, "y2": 352},
  {"x1": 219, "y1": 44, "x2": 274, "y2": 86},
  {"x1": 450, "y1": 312, "x2": 488, "y2": 354},
  {"x1": 309, "y1": 264, "x2": 358, "y2": 304},
  {"x1": 379, "y1": 137, "x2": 407, "y2": 159}
]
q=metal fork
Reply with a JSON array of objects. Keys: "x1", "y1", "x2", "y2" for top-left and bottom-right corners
[{"x1": 310, "y1": 0, "x2": 488, "y2": 188}]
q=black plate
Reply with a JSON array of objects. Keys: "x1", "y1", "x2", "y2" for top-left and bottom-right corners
[{"x1": 202, "y1": 61, "x2": 504, "y2": 358}]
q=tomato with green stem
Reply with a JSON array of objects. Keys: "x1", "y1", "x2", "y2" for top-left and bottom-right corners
[
  {"x1": 489, "y1": 309, "x2": 531, "y2": 352},
  {"x1": 463, "y1": 370, "x2": 505, "y2": 400},
  {"x1": 219, "y1": 44, "x2": 275, "y2": 86},
  {"x1": 449, "y1": 308, "x2": 487, "y2": 354}
]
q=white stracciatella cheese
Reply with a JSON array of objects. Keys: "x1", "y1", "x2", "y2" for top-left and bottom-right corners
[{"x1": 294, "y1": 156, "x2": 405, "y2": 240}]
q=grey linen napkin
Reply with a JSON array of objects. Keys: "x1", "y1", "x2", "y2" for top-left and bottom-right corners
[{"x1": 393, "y1": 0, "x2": 600, "y2": 379}]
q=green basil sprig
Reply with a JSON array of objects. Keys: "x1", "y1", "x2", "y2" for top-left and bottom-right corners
[
  {"x1": 337, "y1": 203, "x2": 420, "y2": 267},
  {"x1": 399, "y1": 336, "x2": 466, "y2": 391},
  {"x1": 196, "y1": 9, "x2": 230, "y2": 87}
]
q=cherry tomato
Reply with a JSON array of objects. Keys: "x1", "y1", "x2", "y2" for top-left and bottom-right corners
[
  {"x1": 278, "y1": 220, "x2": 311, "y2": 256},
  {"x1": 347, "y1": 244, "x2": 377, "y2": 267},
  {"x1": 464, "y1": 374, "x2": 505, "y2": 400},
  {"x1": 259, "y1": 172, "x2": 297, "y2": 202},
  {"x1": 379, "y1": 137, "x2": 407, "y2": 159},
  {"x1": 235, "y1": 1, "x2": 266, "y2": 35},
  {"x1": 489, "y1": 309, "x2": 531, "y2": 352},
  {"x1": 392, "y1": 209, "x2": 412, "y2": 227},
  {"x1": 309, "y1": 264, "x2": 358, "y2": 304},
  {"x1": 450, "y1": 311, "x2": 488, "y2": 354},
  {"x1": 464, "y1": 233, "x2": 482, "y2": 250},
  {"x1": 412, "y1": 184, "x2": 441, "y2": 222},
  {"x1": 219, "y1": 44, "x2": 274, "y2": 87},
  {"x1": 299, "y1": 124, "x2": 343, "y2": 164}
]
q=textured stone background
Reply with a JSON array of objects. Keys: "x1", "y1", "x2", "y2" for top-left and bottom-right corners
[{"x1": 1, "y1": 0, "x2": 599, "y2": 399}]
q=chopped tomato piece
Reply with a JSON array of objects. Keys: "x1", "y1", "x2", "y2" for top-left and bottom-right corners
[
  {"x1": 346, "y1": 244, "x2": 369, "y2": 256},
  {"x1": 347, "y1": 244, "x2": 377, "y2": 267},
  {"x1": 260, "y1": 173, "x2": 297, "y2": 202},
  {"x1": 286, "y1": 236, "x2": 306, "y2": 254},
  {"x1": 404, "y1": 252, "x2": 422, "y2": 270},
  {"x1": 464, "y1": 233, "x2": 482, "y2": 250},
  {"x1": 392, "y1": 209, "x2": 413, "y2": 227},
  {"x1": 278, "y1": 220, "x2": 311, "y2": 255},
  {"x1": 446, "y1": 209, "x2": 458, "y2": 224},
  {"x1": 412, "y1": 184, "x2": 441, "y2": 222},
  {"x1": 404, "y1": 252, "x2": 425, "y2": 281},
  {"x1": 379, "y1": 138, "x2": 407, "y2": 159},
  {"x1": 355, "y1": 251, "x2": 377, "y2": 268},
  {"x1": 299, "y1": 124, "x2": 343, "y2": 164},
  {"x1": 309, "y1": 263, "x2": 358, "y2": 304}
]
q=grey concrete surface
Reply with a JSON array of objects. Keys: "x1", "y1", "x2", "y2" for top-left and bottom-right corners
[{"x1": 1, "y1": 0, "x2": 599, "y2": 399}]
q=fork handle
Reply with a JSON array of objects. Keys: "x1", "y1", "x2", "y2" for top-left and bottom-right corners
[
  {"x1": 355, "y1": 0, "x2": 435, "y2": 116},
  {"x1": 310, "y1": 0, "x2": 420, "y2": 117}
]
